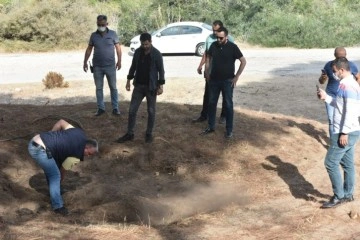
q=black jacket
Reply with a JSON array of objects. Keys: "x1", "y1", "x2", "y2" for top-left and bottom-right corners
[{"x1": 127, "y1": 46, "x2": 165, "y2": 91}]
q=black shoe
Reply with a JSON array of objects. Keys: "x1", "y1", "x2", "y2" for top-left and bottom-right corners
[
  {"x1": 225, "y1": 132, "x2": 233, "y2": 139},
  {"x1": 343, "y1": 195, "x2": 354, "y2": 202},
  {"x1": 145, "y1": 133, "x2": 153, "y2": 143},
  {"x1": 200, "y1": 127, "x2": 215, "y2": 135},
  {"x1": 116, "y1": 133, "x2": 134, "y2": 143},
  {"x1": 95, "y1": 109, "x2": 105, "y2": 116},
  {"x1": 112, "y1": 109, "x2": 121, "y2": 116},
  {"x1": 219, "y1": 116, "x2": 226, "y2": 124},
  {"x1": 192, "y1": 116, "x2": 207, "y2": 123},
  {"x1": 321, "y1": 196, "x2": 344, "y2": 209},
  {"x1": 54, "y1": 207, "x2": 69, "y2": 216}
]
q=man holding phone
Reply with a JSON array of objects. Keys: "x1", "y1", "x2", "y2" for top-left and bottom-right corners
[
  {"x1": 318, "y1": 47, "x2": 358, "y2": 137},
  {"x1": 317, "y1": 57, "x2": 360, "y2": 208}
]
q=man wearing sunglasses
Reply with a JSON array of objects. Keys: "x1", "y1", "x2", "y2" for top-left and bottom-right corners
[
  {"x1": 201, "y1": 26, "x2": 246, "y2": 138},
  {"x1": 194, "y1": 20, "x2": 235, "y2": 124},
  {"x1": 83, "y1": 15, "x2": 122, "y2": 117}
]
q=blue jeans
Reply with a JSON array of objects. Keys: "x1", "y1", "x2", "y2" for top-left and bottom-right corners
[
  {"x1": 324, "y1": 131, "x2": 360, "y2": 199},
  {"x1": 201, "y1": 80, "x2": 226, "y2": 119},
  {"x1": 28, "y1": 141, "x2": 63, "y2": 210},
  {"x1": 208, "y1": 79, "x2": 234, "y2": 134},
  {"x1": 325, "y1": 102, "x2": 334, "y2": 138},
  {"x1": 128, "y1": 84, "x2": 157, "y2": 135},
  {"x1": 93, "y1": 65, "x2": 118, "y2": 110}
]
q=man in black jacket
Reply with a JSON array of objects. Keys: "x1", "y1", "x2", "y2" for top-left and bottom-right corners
[{"x1": 116, "y1": 33, "x2": 165, "y2": 143}]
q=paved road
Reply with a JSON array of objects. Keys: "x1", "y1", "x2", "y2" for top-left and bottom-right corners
[
  {"x1": 2, "y1": 47, "x2": 360, "y2": 123},
  {"x1": 2, "y1": 47, "x2": 360, "y2": 84}
]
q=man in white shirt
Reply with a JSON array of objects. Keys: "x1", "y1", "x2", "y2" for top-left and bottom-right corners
[{"x1": 317, "y1": 57, "x2": 360, "y2": 208}]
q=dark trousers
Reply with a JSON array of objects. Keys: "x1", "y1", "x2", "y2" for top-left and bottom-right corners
[
  {"x1": 208, "y1": 79, "x2": 234, "y2": 134},
  {"x1": 201, "y1": 80, "x2": 226, "y2": 119},
  {"x1": 128, "y1": 84, "x2": 157, "y2": 135}
]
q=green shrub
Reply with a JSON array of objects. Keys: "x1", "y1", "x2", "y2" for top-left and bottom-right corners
[
  {"x1": 0, "y1": 0, "x2": 94, "y2": 50},
  {"x1": 42, "y1": 71, "x2": 69, "y2": 89}
]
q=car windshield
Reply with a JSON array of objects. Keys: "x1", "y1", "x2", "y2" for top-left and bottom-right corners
[{"x1": 201, "y1": 23, "x2": 212, "y2": 31}]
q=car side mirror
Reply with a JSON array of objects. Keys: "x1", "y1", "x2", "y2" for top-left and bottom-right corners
[{"x1": 155, "y1": 33, "x2": 161, "y2": 37}]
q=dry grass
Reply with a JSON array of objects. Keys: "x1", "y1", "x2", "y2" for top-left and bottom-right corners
[
  {"x1": 1, "y1": 81, "x2": 360, "y2": 239},
  {"x1": 42, "y1": 72, "x2": 69, "y2": 89}
]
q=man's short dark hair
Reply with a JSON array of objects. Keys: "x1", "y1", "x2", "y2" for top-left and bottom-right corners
[
  {"x1": 216, "y1": 26, "x2": 228, "y2": 36},
  {"x1": 212, "y1": 20, "x2": 223, "y2": 27},
  {"x1": 97, "y1": 15, "x2": 107, "y2": 21},
  {"x1": 86, "y1": 139, "x2": 99, "y2": 153},
  {"x1": 140, "y1": 32, "x2": 152, "y2": 42},
  {"x1": 332, "y1": 57, "x2": 350, "y2": 71}
]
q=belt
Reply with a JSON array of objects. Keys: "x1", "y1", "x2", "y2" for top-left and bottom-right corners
[{"x1": 31, "y1": 141, "x2": 45, "y2": 149}]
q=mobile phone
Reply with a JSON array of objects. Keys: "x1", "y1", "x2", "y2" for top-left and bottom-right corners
[
  {"x1": 321, "y1": 69, "x2": 326, "y2": 74},
  {"x1": 316, "y1": 84, "x2": 320, "y2": 91}
]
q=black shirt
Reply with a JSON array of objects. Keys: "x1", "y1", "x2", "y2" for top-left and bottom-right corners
[
  {"x1": 40, "y1": 128, "x2": 86, "y2": 169},
  {"x1": 136, "y1": 51, "x2": 151, "y2": 85},
  {"x1": 208, "y1": 41, "x2": 243, "y2": 80}
]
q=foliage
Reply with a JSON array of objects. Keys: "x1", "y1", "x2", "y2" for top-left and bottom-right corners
[
  {"x1": 0, "y1": 0, "x2": 94, "y2": 50},
  {"x1": 0, "y1": 0, "x2": 360, "y2": 50},
  {"x1": 42, "y1": 71, "x2": 69, "y2": 89}
]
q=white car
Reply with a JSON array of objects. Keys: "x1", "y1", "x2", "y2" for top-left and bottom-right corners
[{"x1": 129, "y1": 21, "x2": 212, "y2": 56}]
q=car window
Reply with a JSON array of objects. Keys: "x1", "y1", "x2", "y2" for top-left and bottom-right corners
[
  {"x1": 161, "y1": 26, "x2": 182, "y2": 36},
  {"x1": 181, "y1": 26, "x2": 202, "y2": 35},
  {"x1": 201, "y1": 23, "x2": 212, "y2": 31}
]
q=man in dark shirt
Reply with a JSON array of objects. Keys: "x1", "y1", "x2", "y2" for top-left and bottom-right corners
[
  {"x1": 116, "y1": 33, "x2": 165, "y2": 143},
  {"x1": 28, "y1": 119, "x2": 98, "y2": 215},
  {"x1": 201, "y1": 26, "x2": 246, "y2": 138}
]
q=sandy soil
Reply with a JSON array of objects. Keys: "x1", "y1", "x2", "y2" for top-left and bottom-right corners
[{"x1": 1, "y1": 47, "x2": 360, "y2": 239}]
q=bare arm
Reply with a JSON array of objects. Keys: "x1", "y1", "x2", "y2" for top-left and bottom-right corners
[
  {"x1": 51, "y1": 119, "x2": 74, "y2": 131},
  {"x1": 83, "y1": 45, "x2": 93, "y2": 72},
  {"x1": 197, "y1": 53, "x2": 206, "y2": 74},
  {"x1": 232, "y1": 56, "x2": 247, "y2": 87},
  {"x1": 204, "y1": 54, "x2": 211, "y2": 81},
  {"x1": 115, "y1": 43, "x2": 122, "y2": 70}
]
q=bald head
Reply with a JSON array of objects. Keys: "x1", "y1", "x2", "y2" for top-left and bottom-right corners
[{"x1": 334, "y1": 47, "x2": 346, "y2": 59}]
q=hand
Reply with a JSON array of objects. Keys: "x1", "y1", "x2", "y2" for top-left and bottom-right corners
[
  {"x1": 116, "y1": 61, "x2": 121, "y2": 70},
  {"x1": 232, "y1": 77, "x2": 239, "y2": 87},
  {"x1": 204, "y1": 72, "x2": 210, "y2": 82},
  {"x1": 339, "y1": 134, "x2": 348, "y2": 147},
  {"x1": 197, "y1": 66, "x2": 202, "y2": 75},
  {"x1": 157, "y1": 86, "x2": 163, "y2": 95},
  {"x1": 319, "y1": 73, "x2": 328, "y2": 84},
  {"x1": 317, "y1": 88, "x2": 326, "y2": 100},
  {"x1": 83, "y1": 63, "x2": 88, "y2": 72},
  {"x1": 126, "y1": 81, "x2": 131, "y2": 91}
]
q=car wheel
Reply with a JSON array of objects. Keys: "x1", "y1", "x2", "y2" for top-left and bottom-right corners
[{"x1": 195, "y1": 43, "x2": 205, "y2": 56}]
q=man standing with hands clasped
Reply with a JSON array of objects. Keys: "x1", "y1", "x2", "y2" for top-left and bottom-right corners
[
  {"x1": 83, "y1": 15, "x2": 122, "y2": 116},
  {"x1": 317, "y1": 57, "x2": 360, "y2": 208},
  {"x1": 116, "y1": 33, "x2": 165, "y2": 143},
  {"x1": 201, "y1": 26, "x2": 246, "y2": 138}
]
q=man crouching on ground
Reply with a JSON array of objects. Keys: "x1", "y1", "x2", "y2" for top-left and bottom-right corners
[{"x1": 28, "y1": 119, "x2": 98, "y2": 215}]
